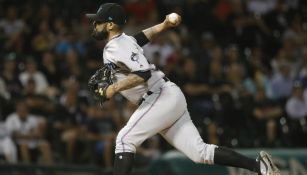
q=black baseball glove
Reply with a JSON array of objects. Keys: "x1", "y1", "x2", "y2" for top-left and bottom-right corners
[{"x1": 88, "y1": 65, "x2": 113, "y2": 104}]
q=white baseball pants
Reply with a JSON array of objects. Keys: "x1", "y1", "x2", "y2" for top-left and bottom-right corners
[
  {"x1": 115, "y1": 81, "x2": 217, "y2": 164},
  {"x1": 0, "y1": 137, "x2": 17, "y2": 163}
]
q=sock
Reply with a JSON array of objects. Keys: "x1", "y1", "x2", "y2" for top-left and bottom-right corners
[
  {"x1": 113, "y1": 152, "x2": 135, "y2": 175},
  {"x1": 214, "y1": 147, "x2": 260, "y2": 173}
]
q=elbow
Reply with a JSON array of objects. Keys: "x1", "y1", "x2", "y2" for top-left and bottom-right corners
[{"x1": 132, "y1": 70, "x2": 152, "y2": 82}]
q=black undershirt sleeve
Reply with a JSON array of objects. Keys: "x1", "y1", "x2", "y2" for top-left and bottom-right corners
[
  {"x1": 131, "y1": 70, "x2": 152, "y2": 82},
  {"x1": 133, "y1": 32, "x2": 150, "y2": 47}
]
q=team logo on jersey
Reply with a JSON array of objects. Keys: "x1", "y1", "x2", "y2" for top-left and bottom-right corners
[{"x1": 130, "y1": 52, "x2": 143, "y2": 67}]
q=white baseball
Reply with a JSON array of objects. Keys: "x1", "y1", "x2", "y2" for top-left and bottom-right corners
[{"x1": 169, "y1": 13, "x2": 179, "y2": 24}]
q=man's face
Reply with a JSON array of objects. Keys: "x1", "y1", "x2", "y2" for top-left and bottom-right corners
[
  {"x1": 16, "y1": 102, "x2": 29, "y2": 121},
  {"x1": 92, "y1": 21, "x2": 109, "y2": 40}
]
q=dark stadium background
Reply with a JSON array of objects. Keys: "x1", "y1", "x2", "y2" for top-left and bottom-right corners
[{"x1": 0, "y1": 0, "x2": 306, "y2": 174}]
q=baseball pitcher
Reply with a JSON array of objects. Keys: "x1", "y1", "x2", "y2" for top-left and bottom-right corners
[{"x1": 86, "y1": 3, "x2": 280, "y2": 175}]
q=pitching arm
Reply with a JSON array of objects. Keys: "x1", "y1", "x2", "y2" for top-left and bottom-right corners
[{"x1": 133, "y1": 13, "x2": 181, "y2": 47}]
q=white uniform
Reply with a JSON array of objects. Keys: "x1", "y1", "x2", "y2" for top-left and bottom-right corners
[
  {"x1": 0, "y1": 123, "x2": 17, "y2": 163},
  {"x1": 5, "y1": 113, "x2": 39, "y2": 148},
  {"x1": 103, "y1": 33, "x2": 217, "y2": 164}
]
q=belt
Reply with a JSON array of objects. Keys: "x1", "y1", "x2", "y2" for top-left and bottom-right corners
[{"x1": 138, "y1": 77, "x2": 169, "y2": 106}]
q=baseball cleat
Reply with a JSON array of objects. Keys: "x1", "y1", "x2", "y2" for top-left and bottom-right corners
[{"x1": 257, "y1": 151, "x2": 280, "y2": 175}]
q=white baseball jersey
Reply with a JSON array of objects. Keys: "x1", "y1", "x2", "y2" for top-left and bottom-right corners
[
  {"x1": 103, "y1": 33, "x2": 165, "y2": 104},
  {"x1": 103, "y1": 32, "x2": 217, "y2": 164},
  {"x1": 5, "y1": 113, "x2": 39, "y2": 148}
]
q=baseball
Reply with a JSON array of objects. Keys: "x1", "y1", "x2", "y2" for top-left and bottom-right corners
[{"x1": 169, "y1": 13, "x2": 179, "y2": 24}]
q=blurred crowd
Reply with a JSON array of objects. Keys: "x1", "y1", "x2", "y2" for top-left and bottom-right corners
[{"x1": 0, "y1": 0, "x2": 307, "y2": 169}]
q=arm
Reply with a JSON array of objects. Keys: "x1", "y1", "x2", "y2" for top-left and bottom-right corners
[
  {"x1": 253, "y1": 106, "x2": 282, "y2": 119},
  {"x1": 12, "y1": 132, "x2": 39, "y2": 140},
  {"x1": 143, "y1": 13, "x2": 181, "y2": 41},
  {"x1": 133, "y1": 13, "x2": 182, "y2": 46},
  {"x1": 183, "y1": 83, "x2": 211, "y2": 96},
  {"x1": 12, "y1": 126, "x2": 42, "y2": 140},
  {"x1": 105, "y1": 73, "x2": 145, "y2": 98}
]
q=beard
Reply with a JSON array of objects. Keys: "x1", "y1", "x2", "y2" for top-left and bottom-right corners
[{"x1": 91, "y1": 29, "x2": 109, "y2": 40}]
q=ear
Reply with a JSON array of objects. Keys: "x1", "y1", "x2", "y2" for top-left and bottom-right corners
[{"x1": 107, "y1": 22, "x2": 115, "y2": 30}]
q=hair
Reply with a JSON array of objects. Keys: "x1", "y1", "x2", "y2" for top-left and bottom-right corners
[
  {"x1": 113, "y1": 22, "x2": 124, "y2": 31},
  {"x1": 14, "y1": 97, "x2": 26, "y2": 106}
]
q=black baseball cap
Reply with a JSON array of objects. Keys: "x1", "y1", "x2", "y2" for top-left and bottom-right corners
[{"x1": 86, "y1": 3, "x2": 126, "y2": 26}]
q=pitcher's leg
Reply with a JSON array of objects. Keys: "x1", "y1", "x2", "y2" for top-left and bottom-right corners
[
  {"x1": 160, "y1": 110, "x2": 262, "y2": 173},
  {"x1": 115, "y1": 85, "x2": 186, "y2": 154},
  {"x1": 160, "y1": 110, "x2": 217, "y2": 164},
  {"x1": 114, "y1": 86, "x2": 184, "y2": 175},
  {"x1": 113, "y1": 152, "x2": 135, "y2": 175}
]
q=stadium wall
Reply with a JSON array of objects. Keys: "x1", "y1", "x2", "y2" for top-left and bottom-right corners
[{"x1": 149, "y1": 149, "x2": 307, "y2": 175}]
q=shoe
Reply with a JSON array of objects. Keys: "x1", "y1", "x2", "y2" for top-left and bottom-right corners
[{"x1": 257, "y1": 151, "x2": 280, "y2": 175}]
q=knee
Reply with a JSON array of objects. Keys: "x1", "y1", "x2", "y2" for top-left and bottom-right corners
[
  {"x1": 115, "y1": 132, "x2": 136, "y2": 154},
  {"x1": 193, "y1": 142, "x2": 217, "y2": 165},
  {"x1": 19, "y1": 143, "x2": 29, "y2": 150},
  {"x1": 61, "y1": 129, "x2": 78, "y2": 142},
  {"x1": 39, "y1": 140, "x2": 51, "y2": 149}
]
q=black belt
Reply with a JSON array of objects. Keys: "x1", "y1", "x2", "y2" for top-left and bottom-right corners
[{"x1": 138, "y1": 77, "x2": 169, "y2": 106}]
